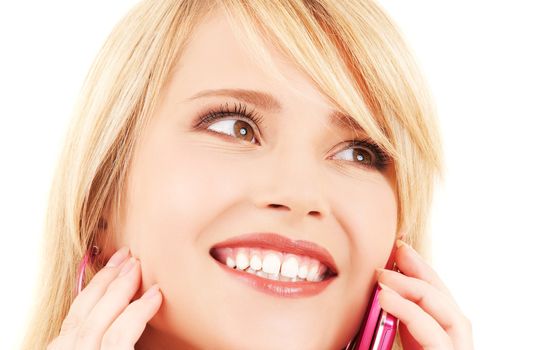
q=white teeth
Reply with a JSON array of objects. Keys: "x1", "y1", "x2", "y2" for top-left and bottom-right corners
[
  {"x1": 280, "y1": 255, "x2": 299, "y2": 278},
  {"x1": 250, "y1": 251, "x2": 262, "y2": 271},
  {"x1": 306, "y1": 260, "x2": 320, "y2": 282},
  {"x1": 318, "y1": 264, "x2": 327, "y2": 278},
  {"x1": 298, "y1": 258, "x2": 309, "y2": 279},
  {"x1": 219, "y1": 247, "x2": 330, "y2": 282},
  {"x1": 235, "y1": 248, "x2": 249, "y2": 270},
  {"x1": 262, "y1": 253, "x2": 281, "y2": 274},
  {"x1": 226, "y1": 256, "x2": 236, "y2": 268}
]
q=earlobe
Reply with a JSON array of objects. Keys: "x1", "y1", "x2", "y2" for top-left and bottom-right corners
[{"x1": 92, "y1": 216, "x2": 113, "y2": 266}]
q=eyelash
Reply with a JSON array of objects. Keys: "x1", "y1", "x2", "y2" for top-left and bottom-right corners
[{"x1": 194, "y1": 102, "x2": 391, "y2": 171}]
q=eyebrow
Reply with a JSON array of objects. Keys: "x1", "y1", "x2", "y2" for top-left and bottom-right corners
[{"x1": 186, "y1": 88, "x2": 368, "y2": 136}]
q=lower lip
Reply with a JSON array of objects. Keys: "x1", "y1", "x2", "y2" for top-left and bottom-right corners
[{"x1": 211, "y1": 257, "x2": 337, "y2": 298}]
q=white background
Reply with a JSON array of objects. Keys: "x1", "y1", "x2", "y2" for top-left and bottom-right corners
[{"x1": 1, "y1": 1, "x2": 549, "y2": 349}]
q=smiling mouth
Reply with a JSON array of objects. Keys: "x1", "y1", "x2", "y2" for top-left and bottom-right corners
[
  {"x1": 209, "y1": 247, "x2": 338, "y2": 298},
  {"x1": 208, "y1": 232, "x2": 339, "y2": 297},
  {"x1": 209, "y1": 246, "x2": 337, "y2": 283}
]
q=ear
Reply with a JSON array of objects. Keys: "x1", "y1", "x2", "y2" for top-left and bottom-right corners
[
  {"x1": 94, "y1": 211, "x2": 118, "y2": 266},
  {"x1": 94, "y1": 197, "x2": 129, "y2": 266}
]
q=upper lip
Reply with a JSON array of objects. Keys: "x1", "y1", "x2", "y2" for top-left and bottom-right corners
[{"x1": 210, "y1": 232, "x2": 339, "y2": 275}]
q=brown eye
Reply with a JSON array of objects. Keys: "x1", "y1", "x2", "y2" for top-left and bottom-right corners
[
  {"x1": 352, "y1": 148, "x2": 374, "y2": 166},
  {"x1": 206, "y1": 118, "x2": 258, "y2": 143},
  {"x1": 233, "y1": 120, "x2": 255, "y2": 142},
  {"x1": 333, "y1": 144, "x2": 378, "y2": 168}
]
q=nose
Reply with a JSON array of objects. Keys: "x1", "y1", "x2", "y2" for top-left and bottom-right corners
[{"x1": 250, "y1": 146, "x2": 330, "y2": 223}]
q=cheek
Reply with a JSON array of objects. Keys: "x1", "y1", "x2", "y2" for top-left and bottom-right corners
[
  {"x1": 331, "y1": 169, "x2": 397, "y2": 229},
  {"x1": 357, "y1": 183, "x2": 397, "y2": 260},
  {"x1": 331, "y1": 172, "x2": 397, "y2": 279},
  {"x1": 355, "y1": 183, "x2": 397, "y2": 245},
  {"x1": 125, "y1": 130, "x2": 252, "y2": 272}
]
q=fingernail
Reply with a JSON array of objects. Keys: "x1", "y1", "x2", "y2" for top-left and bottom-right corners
[
  {"x1": 106, "y1": 246, "x2": 130, "y2": 267},
  {"x1": 396, "y1": 239, "x2": 407, "y2": 249},
  {"x1": 118, "y1": 257, "x2": 137, "y2": 277},
  {"x1": 379, "y1": 282, "x2": 394, "y2": 292},
  {"x1": 397, "y1": 239, "x2": 421, "y2": 258},
  {"x1": 376, "y1": 268, "x2": 385, "y2": 277},
  {"x1": 143, "y1": 284, "x2": 160, "y2": 299}
]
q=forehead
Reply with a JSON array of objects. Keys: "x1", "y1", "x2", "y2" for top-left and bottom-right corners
[{"x1": 171, "y1": 10, "x2": 323, "y2": 103}]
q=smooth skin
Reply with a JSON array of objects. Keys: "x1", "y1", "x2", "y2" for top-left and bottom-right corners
[{"x1": 47, "y1": 240, "x2": 473, "y2": 349}]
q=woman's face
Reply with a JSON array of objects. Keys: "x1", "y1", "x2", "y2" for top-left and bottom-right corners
[{"x1": 115, "y1": 10, "x2": 398, "y2": 350}]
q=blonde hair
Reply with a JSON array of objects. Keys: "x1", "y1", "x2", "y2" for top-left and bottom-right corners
[{"x1": 21, "y1": 1, "x2": 443, "y2": 349}]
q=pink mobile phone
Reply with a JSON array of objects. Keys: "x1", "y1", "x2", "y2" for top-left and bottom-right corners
[{"x1": 343, "y1": 245, "x2": 400, "y2": 350}]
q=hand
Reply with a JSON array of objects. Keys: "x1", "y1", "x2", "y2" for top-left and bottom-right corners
[
  {"x1": 47, "y1": 246, "x2": 163, "y2": 349},
  {"x1": 376, "y1": 240, "x2": 473, "y2": 350}
]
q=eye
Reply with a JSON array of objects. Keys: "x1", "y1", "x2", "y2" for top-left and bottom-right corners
[
  {"x1": 332, "y1": 140, "x2": 389, "y2": 170},
  {"x1": 194, "y1": 102, "x2": 263, "y2": 144},
  {"x1": 194, "y1": 101, "x2": 390, "y2": 170},
  {"x1": 207, "y1": 118, "x2": 258, "y2": 143}
]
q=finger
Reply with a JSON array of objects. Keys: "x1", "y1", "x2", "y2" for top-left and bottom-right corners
[
  {"x1": 378, "y1": 269, "x2": 473, "y2": 348},
  {"x1": 395, "y1": 240, "x2": 454, "y2": 298},
  {"x1": 60, "y1": 246, "x2": 131, "y2": 336},
  {"x1": 101, "y1": 284, "x2": 163, "y2": 349},
  {"x1": 75, "y1": 257, "x2": 142, "y2": 350},
  {"x1": 377, "y1": 283, "x2": 453, "y2": 350}
]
